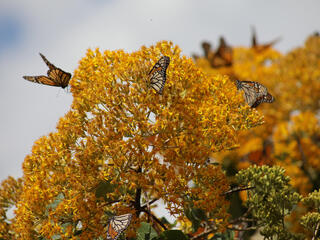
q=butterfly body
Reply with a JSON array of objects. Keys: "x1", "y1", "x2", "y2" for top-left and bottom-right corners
[
  {"x1": 236, "y1": 80, "x2": 274, "y2": 108},
  {"x1": 23, "y1": 53, "x2": 71, "y2": 89},
  {"x1": 106, "y1": 213, "x2": 132, "y2": 240},
  {"x1": 149, "y1": 56, "x2": 170, "y2": 94}
]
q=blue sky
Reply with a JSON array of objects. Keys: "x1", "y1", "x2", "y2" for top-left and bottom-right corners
[{"x1": 0, "y1": 0, "x2": 319, "y2": 220}]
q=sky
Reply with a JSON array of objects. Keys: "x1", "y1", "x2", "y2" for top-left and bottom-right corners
[{"x1": 0, "y1": 0, "x2": 319, "y2": 221}]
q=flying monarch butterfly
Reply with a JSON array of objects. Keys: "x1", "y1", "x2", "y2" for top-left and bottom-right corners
[
  {"x1": 23, "y1": 53, "x2": 71, "y2": 89},
  {"x1": 251, "y1": 26, "x2": 281, "y2": 53},
  {"x1": 106, "y1": 213, "x2": 132, "y2": 240},
  {"x1": 236, "y1": 80, "x2": 274, "y2": 108},
  {"x1": 149, "y1": 56, "x2": 170, "y2": 94}
]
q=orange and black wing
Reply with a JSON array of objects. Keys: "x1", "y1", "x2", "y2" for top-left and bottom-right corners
[
  {"x1": 22, "y1": 75, "x2": 58, "y2": 86},
  {"x1": 106, "y1": 213, "x2": 132, "y2": 240},
  {"x1": 149, "y1": 56, "x2": 170, "y2": 94},
  {"x1": 236, "y1": 80, "x2": 259, "y2": 107},
  {"x1": 39, "y1": 53, "x2": 56, "y2": 71},
  {"x1": 41, "y1": 53, "x2": 71, "y2": 88},
  {"x1": 107, "y1": 222, "x2": 120, "y2": 240},
  {"x1": 47, "y1": 68, "x2": 71, "y2": 89},
  {"x1": 251, "y1": 93, "x2": 275, "y2": 108},
  {"x1": 23, "y1": 53, "x2": 71, "y2": 88}
]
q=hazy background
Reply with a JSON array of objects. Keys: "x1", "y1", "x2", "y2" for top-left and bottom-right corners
[{"x1": 0, "y1": 0, "x2": 319, "y2": 218}]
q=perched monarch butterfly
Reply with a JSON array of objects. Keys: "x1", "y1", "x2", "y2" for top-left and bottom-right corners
[
  {"x1": 23, "y1": 53, "x2": 71, "y2": 89},
  {"x1": 236, "y1": 80, "x2": 274, "y2": 108},
  {"x1": 106, "y1": 213, "x2": 132, "y2": 240},
  {"x1": 149, "y1": 56, "x2": 170, "y2": 94},
  {"x1": 251, "y1": 26, "x2": 281, "y2": 53},
  {"x1": 210, "y1": 37, "x2": 233, "y2": 68}
]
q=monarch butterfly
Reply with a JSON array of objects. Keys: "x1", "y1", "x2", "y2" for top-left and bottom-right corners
[
  {"x1": 23, "y1": 53, "x2": 71, "y2": 89},
  {"x1": 106, "y1": 213, "x2": 132, "y2": 240},
  {"x1": 236, "y1": 80, "x2": 274, "y2": 108},
  {"x1": 251, "y1": 27, "x2": 281, "y2": 53},
  {"x1": 149, "y1": 56, "x2": 170, "y2": 94},
  {"x1": 210, "y1": 37, "x2": 233, "y2": 68}
]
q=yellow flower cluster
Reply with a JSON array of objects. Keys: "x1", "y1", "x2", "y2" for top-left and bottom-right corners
[{"x1": 10, "y1": 41, "x2": 262, "y2": 239}]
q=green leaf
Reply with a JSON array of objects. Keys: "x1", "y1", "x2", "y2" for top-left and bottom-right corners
[
  {"x1": 160, "y1": 216, "x2": 170, "y2": 225},
  {"x1": 159, "y1": 230, "x2": 188, "y2": 240},
  {"x1": 191, "y1": 208, "x2": 207, "y2": 222},
  {"x1": 95, "y1": 180, "x2": 116, "y2": 199},
  {"x1": 185, "y1": 207, "x2": 206, "y2": 232},
  {"x1": 136, "y1": 222, "x2": 158, "y2": 240}
]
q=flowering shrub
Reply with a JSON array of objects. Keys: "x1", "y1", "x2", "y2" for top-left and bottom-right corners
[
  {"x1": 1, "y1": 41, "x2": 263, "y2": 239},
  {"x1": 2, "y1": 34, "x2": 320, "y2": 239}
]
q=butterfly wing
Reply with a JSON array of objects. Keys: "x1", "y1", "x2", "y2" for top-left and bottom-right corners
[
  {"x1": 107, "y1": 213, "x2": 132, "y2": 240},
  {"x1": 41, "y1": 53, "x2": 71, "y2": 88},
  {"x1": 251, "y1": 26, "x2": 258, "y2": 47},
  {"x1": 236, "y1": 80, "x2": 259, "y2": 107},
  {"x1": 47, "y1": 68, "x2": 72, "y2": 89},
  {"x1": 107, "y1": 222, "x2": 120, "y2": 240},
  {"x1": 263, "y1": 93, "x2": 275, "y2": 103},
  {"x1": 250, "y1": 28, "x2": 281, "y2": 52},
  {"x1": 39, "y1": 53, "x2": 56, "y2": 71},
  {"x1": 149, "y1": 56, "x2": 170, "y2": 94},
  {"x1": 23, "y1": 75, "x2": 58, "y2": 87},
  {"x1": 236, "y1": 80, "x2": 274, "y2": 108},
  {"x1": 251, "y1": 93, "x2": 275, "y2": 108}
]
